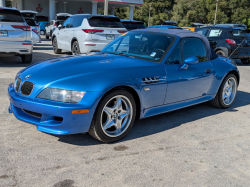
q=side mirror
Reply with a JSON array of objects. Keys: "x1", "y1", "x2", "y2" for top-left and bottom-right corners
[
  {"x1": 181, "y1": 56, "x2": 199, "y2": 70},
  {"x1": 58, "y1": 25, "x2": 62, "y2": 29}
]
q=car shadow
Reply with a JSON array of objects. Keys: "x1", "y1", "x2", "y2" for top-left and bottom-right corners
[{"x1": 54, "y1": 90, "x2": 250, "y2": 146}]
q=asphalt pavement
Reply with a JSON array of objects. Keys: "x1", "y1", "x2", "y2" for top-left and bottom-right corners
[{"x1": 0, "y1": 36, "x2": 250, "y2": 187}]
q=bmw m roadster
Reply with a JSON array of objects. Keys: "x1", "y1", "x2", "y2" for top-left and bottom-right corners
[{"x1": 8, "y1": 29, "x2": 240, "y2": 142}]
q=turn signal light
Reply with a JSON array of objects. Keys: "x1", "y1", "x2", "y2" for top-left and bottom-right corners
[
  {"x1": 226, "y1": 39, "x2": 236, "y2": 45},
  {"x1": 12, "y1": 25, "x2": 31, "y2": 31},
  {"x1": 82, "y1": 29, "x2": 104, "y2": 34},
  {"x1": 72, "y1": 109, "x2": 89, "y2": 114}
]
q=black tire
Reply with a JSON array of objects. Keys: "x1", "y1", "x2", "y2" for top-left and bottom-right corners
[
  {"x1": 46, "y1": 33, "x2": 49, "y2": 39},
  {"x1": 216, "y1": 50, "x2": 226, "y2": 57},
  {"x1": 71, "y1": 41, "x2": 81, "y2": 55},
  {"x1": 53, "y1": 37, "x2": 62, "y2": 54},
  {"x1": 89, "y1": 89, "x2": 137, "y2": 143},
  {"x1": 210, "y1": 73, "x2": 238, "y2": 109},
  {"x1": 241, "y1": 59, "x2": 250, "y2": 64},
  {"x1": 21, "y1": 54, "x2": 32, "y2": 63}
]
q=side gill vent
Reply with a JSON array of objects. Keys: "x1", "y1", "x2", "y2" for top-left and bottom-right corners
[{"x1": 142, "y1": 77, "x2": 160, "y2": 84}]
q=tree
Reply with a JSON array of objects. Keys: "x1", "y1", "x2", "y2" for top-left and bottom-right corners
[{"x1": 5, "y1": 0, "x2": 12, "y2": 7}]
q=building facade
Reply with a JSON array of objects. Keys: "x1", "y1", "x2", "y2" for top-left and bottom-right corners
[{"x1": 0, "y1": 0, "x2": 143, "y2": 20}]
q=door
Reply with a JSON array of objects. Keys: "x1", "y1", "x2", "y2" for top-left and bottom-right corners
[
  {"x1": 56, "y1": 17, "x2": 72, "y2": 50},
  {"x1": 164, "y1": 38, "x2": 214, "y2": 104}
]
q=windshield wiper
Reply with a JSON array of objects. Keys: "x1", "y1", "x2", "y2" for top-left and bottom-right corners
[{"x1": 104, "y1": 52, "x2": 134, "y2": 58}]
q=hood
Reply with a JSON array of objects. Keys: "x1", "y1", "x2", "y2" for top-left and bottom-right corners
[{"x1": 18, "y1": 53, "x2": 159, "y2": 92}]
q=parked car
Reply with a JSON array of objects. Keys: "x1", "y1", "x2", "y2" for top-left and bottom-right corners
[
  {"x1": 216, "y1": 24, "x2": 247, "y2": 29},
  {"x1": 45, "y1": 13, "x2": 71, "y2": 39},
  {"x1": 162, "y1": 20, "x2": 178, "y2": 26},
  {"x1": 181, "y1": 27, "x2": 196, "y2": 31},
  {"x1": 39, "y1": 21, "x2": 49, "y2": 35},
  {"x1": 148, "y1": 25, "x2": 182, "y2": 29},
  {"x1": 52, "y1": 14, "x2": 127, "y2": 55},
  {"x1": 20, "y1": 10, "x2": 41, "y2": 44},
  {"x1": 36, "y1": 15, "x2": 48, "y2": 22},
  {"x1": 9, "y1": 28, "x2": 239, "y2": 142},
  {"x1": 190, "y1": 23, "x2": 204, "y2": 28},
  {"x1": 196, "y1": 25, "x2": 250, "y2": 64},
  {"x1": 121, "y1": 20, "x2": 146, "y2": 31},
  {"x1": 0, "y1": 7, "x2": 33, "y2": 63},
  {"x1": 45, "y1": 20, "x2": 55, "y2": 39}
]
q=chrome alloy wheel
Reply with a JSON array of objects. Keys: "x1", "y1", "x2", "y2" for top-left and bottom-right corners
[
  {"x1": 222, "y1": 77, "x2": 237, "y2": 106},
  {"x1": 72, "y1": 43, "x2": 79, "y2": 55},
  {"x1": 101, "y1": 95, "x2": 133, "y2": 137}
]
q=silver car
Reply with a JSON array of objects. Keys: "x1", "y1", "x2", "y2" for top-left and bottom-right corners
[
  {"x1": 0, "y1": 7, "x2": 33, "y2": 63},
  {"x1": 20, "y1": 10, "x2": 41, "y2": 44}
]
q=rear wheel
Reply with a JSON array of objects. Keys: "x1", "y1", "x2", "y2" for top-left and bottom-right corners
[
  {"x1": 21, "y1": 54, "x2": 32, "y2": 63},
  {"x1": 216, "y1": 50, "x2": 226, "y2": 57},
  {"x1": 241, "y1": 59, "x2": 250, "y2": 64},
  {"x1": 53, "y1": 37, "x2": 61, "y2": 54},
  {"x1": 210, "y1": 74, "x2": 238, "y2": 109},
  {"x1": 40, "y1": 30, "x2": 45, "y2": 35},
  {"x1": 89, "y1": 89, "x2": 136, "y2": 143},
  {"x1": 72, "y1": 41, "x2": 81, "y2": 55}
]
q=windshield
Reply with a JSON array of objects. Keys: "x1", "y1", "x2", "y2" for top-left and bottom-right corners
[
  {"x1": 232, "y1": 29, "x2": 250, "y2": 38},
  {"x1": 101, "y1": 32, "x2": 175, "y2": 62},
  {"x1": 0, "y1": 9, "x2": 24, "y2": 22},
  {"x1": 122, "y1": 22, "x2": 146, "y2": 30}
]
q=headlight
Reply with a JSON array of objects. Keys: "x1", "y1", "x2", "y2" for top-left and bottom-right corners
[{"x1": 37, "y1": 88, "x2": 86, "y2": 103}]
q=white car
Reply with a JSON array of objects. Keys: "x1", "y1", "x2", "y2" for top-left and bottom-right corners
[
  {"x1": 45, "y1": 13, "x2": 71, "y2": 39},
  {"x1": 0, "y1": 7, "x2": 33, "y2": 63},
  {"x1": 52, "y1": 14, "x2": 127, "y2": 55},
  {"x1": 20, "y1": 10, "x2": 41, "y2": 44}
]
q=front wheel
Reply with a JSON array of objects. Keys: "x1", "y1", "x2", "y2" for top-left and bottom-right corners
[
  {"x1": 210, "y1": 74, "x2": 238, "y2": 109},
  {"x1": 241, "y1": 59, "x2": 250, "y2": 64},
  {"x1": 53, "y1": 37, "x2": 62, "y2": 54},
  {"x1": 89, "y1": 89, "x2": 136, "y2": 143}
]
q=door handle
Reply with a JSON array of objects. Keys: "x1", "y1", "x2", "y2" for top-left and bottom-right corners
[{"x1": 205, "y1": 69, "x2": 212, "y2": 73}]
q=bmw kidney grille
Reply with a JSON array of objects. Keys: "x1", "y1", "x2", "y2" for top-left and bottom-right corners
[{"x1": 21, "y1": 81, "x2": 34, "y2": 96}]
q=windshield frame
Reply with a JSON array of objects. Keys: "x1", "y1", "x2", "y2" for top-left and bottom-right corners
[{"x1": 101, "y1": 31, "x2": 176, "y2": 63}]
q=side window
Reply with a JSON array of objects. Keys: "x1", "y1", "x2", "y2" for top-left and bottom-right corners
[
  {"x1": 166, "y1": 41, "x2": 181, "y2": 65},
  {"x1": 63, "y1": 18, "x2": 72, "y2": 28},
  {"x1": 196, "y1": 28, "x2": 208, "y2": 36},
  {"x1": 208, "y1": 29, "x2": 223, "y2": 37},
  {"x1": 71, "y1": 17, "x2": 83, "y2": 28},
  {"x1": 182, "y1": 38, "x2": 207, "y2": 62}
]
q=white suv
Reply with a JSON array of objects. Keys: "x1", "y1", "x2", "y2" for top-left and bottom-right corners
[
  {"x1": 52, "y1": 14, "x2": 127, "y2": 55},
  {"x1": 0, "y1": 7, "x2": 33, "y2": 63}
]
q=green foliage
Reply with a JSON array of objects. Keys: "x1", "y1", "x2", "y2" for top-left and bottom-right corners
[
  {"x1": 5, "y1": 0, "x2": 12, "y2": 7},
  {"x1": 172, "y1": 0, "x2": 250, "y2": 27}
]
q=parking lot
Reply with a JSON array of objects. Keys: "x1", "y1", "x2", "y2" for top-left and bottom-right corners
[{"x1": 1, "y1": 36, "x2": 250, "y2": 187}]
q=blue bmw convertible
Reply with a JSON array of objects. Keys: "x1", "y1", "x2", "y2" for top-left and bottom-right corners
[{"x1": 8, "y1": 29, "x2": 239, "y2": 142}]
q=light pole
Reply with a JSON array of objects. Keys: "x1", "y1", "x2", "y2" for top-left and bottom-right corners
[
  {"x1": 214, "y1": 0, "x2": 218, "y2": 25},
  {"x1": 148, "y1": 4, "x2": 151, "y2": 26},
  {"x1": 104, "y1": 0, "x2": 108, "y2": 15}
]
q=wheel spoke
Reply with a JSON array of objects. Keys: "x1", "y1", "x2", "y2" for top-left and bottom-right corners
[
  {"x1": 119, "y1": 110, "x2": 130, "y2": 120},
  {"x1": 104, "y1": 106, "x2": 114, "y2": 116},
  {"x1": 114, "y1": 97, "x2": 123, "y2": 111},
  {"x1": 116, "y1": 120, "x2": 122, "y2": 132},
  {"x1": 103, "y1": 118, "x2": 115, "y2": 130}
]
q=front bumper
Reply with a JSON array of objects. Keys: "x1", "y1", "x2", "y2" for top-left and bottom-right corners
[
  {"x1": 8, "y1": 83, "x2": 101, "y2": 135},
  {"x1": 0, "y1": 41, "x2": 33, "y2": 55}
]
